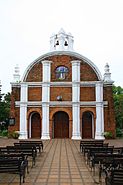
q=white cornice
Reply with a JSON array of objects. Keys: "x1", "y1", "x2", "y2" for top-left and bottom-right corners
[
  {"x1": 15, "y1": 101, "x2": 108, "y2": 107},
  {"x1": 11, "y1": 81, "x2": 104, "y2": 88},
  {"x1": 103, "y1": 81, "x2": 114, "y2": 86}
]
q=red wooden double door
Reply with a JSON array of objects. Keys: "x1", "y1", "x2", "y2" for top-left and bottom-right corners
[{"x1": 54, "y1": 111, "x2": 69, "y2": 138}]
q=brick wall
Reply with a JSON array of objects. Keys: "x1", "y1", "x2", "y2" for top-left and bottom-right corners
[
  {"x1": 12, "y1": 87, "x2": 20, "y2": 101},
  {"x1": 80, "y1": 87, "x2": 95, "y2": 101},
  {"x1": 9, "y1": 107, "x2": 20, "y2": 132},
  {"x1": 28, "y1": 87, "x2": 42, "y2": 101},
  {"x1": 80, "y1": 62, "x2": 98, "y2": 81},
  {"x1": 50, "y1": 87, "x2": 72, "y2": 101},
  {"x1": 104, "y1": 86, "x2": 116, "y2": 137},
  {"x1": 25, "y1": 55, "x2": 99, "y2": 83},
  {"x1": 26, "y1": 62, "x2": 42, "y2": 82}
]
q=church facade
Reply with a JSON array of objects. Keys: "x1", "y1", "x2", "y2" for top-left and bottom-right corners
[{"x1": 9, "y1": 29, "x2": 116, "y2": 139}]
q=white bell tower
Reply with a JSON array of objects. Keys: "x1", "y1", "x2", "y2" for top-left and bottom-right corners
[{"x1": 50, "y1": 28, "x2": 74, "y2": 51}]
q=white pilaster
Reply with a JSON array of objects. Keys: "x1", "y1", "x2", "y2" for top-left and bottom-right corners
[
  {"x1": 42, "y1": 84, "x2": 50, "y2": 102},
  {"x1": 41, "y1": 60, "x2": 52, "y2": 140},
  {"x1": 71, "y1": 60, "x2": 81, "y2": 140},
  {"x1": 71, "y1": 61, "x2": 80, "y2": 82},
  {"x1": 95, "y1": 82, "x2": 104, "y2": 139},
  {"x1": 41, "y1": 103, "x2": 50, "y2": 139},
  {"x1": 72, "y1": 103, "x2": 81, "y2": 139},
  {"x1": 42, "y1": 60, "x2": 52, "y2": 82},
  {"x1": 19, "y1": 83, "x2": 28, "y2": 139}
]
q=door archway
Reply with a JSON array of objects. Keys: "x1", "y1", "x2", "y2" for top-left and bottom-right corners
[
  {"x1": 31, "y1": 112, "x2": 41, "y2": 138},
  {"x1": 53, "y1": 111, "x2": 69, "y2": 138},
  {"x1": 82, "y1": 111, "x2": 93, "y2": 139}
]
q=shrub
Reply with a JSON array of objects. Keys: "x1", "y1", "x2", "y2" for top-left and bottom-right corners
[
  {"x1": 1, "y1": 130, "x2": 8, "y2": 137},
  {"x1": 103, "y1": 131, "x2": 113, "y2": 139},
  {"x1": 8, "y1": 131, "x2": 20, "y2": 139},
  {"x1": 0, "y1": 129, "x2": 8, "y2": 137}
]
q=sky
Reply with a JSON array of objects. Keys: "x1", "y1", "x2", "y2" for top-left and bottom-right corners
[{"x1": 0, "y1": 0, "x2": 123, "y2": 93}]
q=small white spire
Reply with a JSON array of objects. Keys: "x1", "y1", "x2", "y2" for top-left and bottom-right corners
[
  {"x1": 103, "y1": 63, "x2": 113, "y2": 82},
  {"x1": 50, "y1": 28, "x2": 74, "y2": 51},
  {"x1": 58, "y1": 28, "x2": 65, "y2": 34},
  {"x1": 13, "y1": 64, "x2": 20, "y2": 82}
]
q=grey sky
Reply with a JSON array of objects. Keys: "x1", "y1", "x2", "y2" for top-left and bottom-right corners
[{"x1": 0, "y1": 0, "x2": 123, "y2": 93}]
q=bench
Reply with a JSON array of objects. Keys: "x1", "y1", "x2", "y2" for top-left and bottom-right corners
[
  {"x1": 0, "y1": 146, "x2": 8, "y2": 154},
  {"x1": 105, "y1": 169, "x2": 123, "y2": 185},
  {"x1": 87, "y1": 146, "x2": 114, "y2": 165},
  {"x1": 19, "y1": 140, "x2": 43, "y2": 152},
  {"x1": 91, "y1": 153, "x2": 123, "y2": 181},
  {"x1": 113, "y1": 147, "x2": 123, "y2": 154},
  {"x1": 83, "y1": 143, "x2": 109, "y2": 157},
  {"x1": 80, "y1": 139, "x2": 105, "y2": 153},
  {"x1": 7, "y1": 145, "x2": 37, "y2": 167},
  {"x1": 0, "y1": 153, "x2": 29, "y2": 174},
  {"x1": 14, "y1": 143, "x2": 38, "y2": 156},
  {"x1": 0, "y1": 157, "x2": 25, "y2": 185}
]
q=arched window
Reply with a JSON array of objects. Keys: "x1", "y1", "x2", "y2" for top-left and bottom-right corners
[{"x1": 55, "y1": 66, "x2": 68, "y2": 80}]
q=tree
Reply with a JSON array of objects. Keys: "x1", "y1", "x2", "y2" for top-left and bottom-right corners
[
  {"x1": 113, "y1": 85, "x2": 123, "y2": 129},
  {"x1": 0, "y1": 92, "x2": 10, "y2": 130}
]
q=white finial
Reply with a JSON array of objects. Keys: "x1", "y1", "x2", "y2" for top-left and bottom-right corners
[
  {"x1": 13, "y1": 64, "x2": 20, "y2": 82},
  {"x1": 50, "y1": 28, "x2": 74, "y2": 51},
  {"x1": 104, "y1": 63, "x2": 110, "y2": 73},
  {"x1": 58, "y1": 28, "x2": 65, "y2": 34},
  {"x1": 103, "y1": 63, "x2": 113, "y2": 83}
]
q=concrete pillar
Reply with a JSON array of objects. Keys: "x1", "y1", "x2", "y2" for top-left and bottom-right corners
[
  {"x1": 19, "y1": 83, "x2": 28, "y2": 139},
  {"x1": 41, "y1": 60, "x2": 52, "y2": 140},
  {"x1": 95, "y1": 82, "x2": 105, "y2": 139},
  {"x1": 42, "y1": 103, "x2": 50, "y2": 139},
  {"x1": 71, "y1": 60, "x2": 81, "y2": 140}
]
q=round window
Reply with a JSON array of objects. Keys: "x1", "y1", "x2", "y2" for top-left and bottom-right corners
[{"x1": 55, "y1": 66, "x2": 69, "y2": 80}]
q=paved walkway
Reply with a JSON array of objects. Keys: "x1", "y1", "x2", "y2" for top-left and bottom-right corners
[{"x1": 0, "y1": 138, "x2": 123, "y2": 185}]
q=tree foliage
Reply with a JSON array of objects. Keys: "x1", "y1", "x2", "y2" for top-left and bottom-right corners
[
  {"x1": 0, "y1": 92, "x2": 10, "y2": 130},
  {"x1": 113, "y1": 85, "x2": 123, "y2": 129}
]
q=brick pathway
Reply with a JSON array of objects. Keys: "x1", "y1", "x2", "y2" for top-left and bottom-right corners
[{"x1": 0, "y1": 138, "x2": 123, "y2": 185}]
